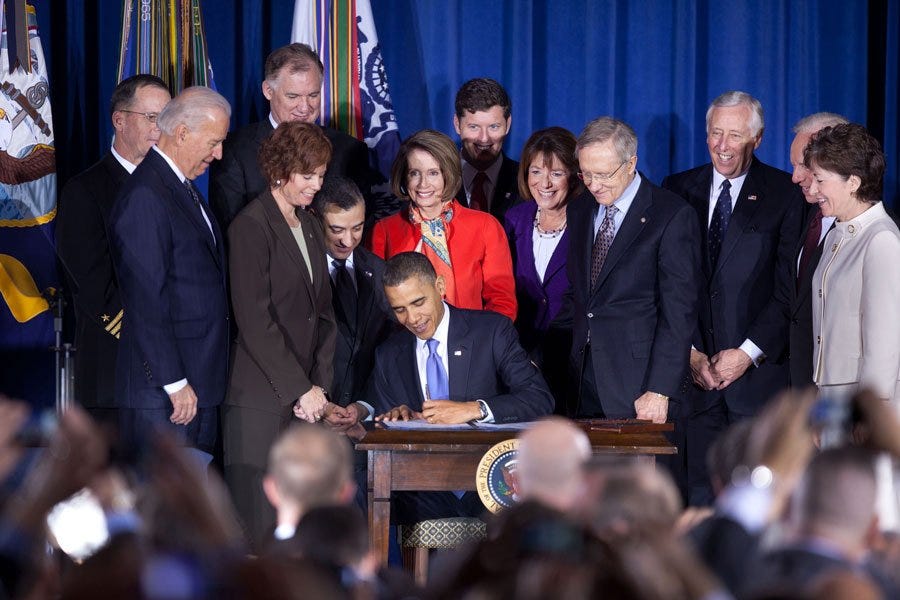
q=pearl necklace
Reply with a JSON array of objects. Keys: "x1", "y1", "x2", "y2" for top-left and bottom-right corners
[{"x1": 533, "y1": 207, "x2": 567, "y2": 238}]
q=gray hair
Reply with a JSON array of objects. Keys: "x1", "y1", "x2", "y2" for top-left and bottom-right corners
[
  {"x1": 157, "y1": 86, "x2": 231, "y2": 135},
  {"x1": 793, "y1": 112, "x2": 849, "y2": 134},
  {"x1": 706, "y1": 90, "x2": 764, "y2": 137},
  {"x1": 575, "y1": 117, "x2": 638, "y2": 163}
]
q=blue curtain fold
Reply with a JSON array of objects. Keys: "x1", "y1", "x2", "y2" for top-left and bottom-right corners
[{"x1": 37, "y1": 0, "x2": 896, "y2": 205}]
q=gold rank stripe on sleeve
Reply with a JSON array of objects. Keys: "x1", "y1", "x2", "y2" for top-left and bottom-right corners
[{"x1": 105, "y1": 309, "x2": 124, "y2": 338}]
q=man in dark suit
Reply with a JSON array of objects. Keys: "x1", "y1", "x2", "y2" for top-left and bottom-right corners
[
  {"x1": 787, "y1": 112, "x2": 848, "y2": 389},
  {"x1": 558, "y1": 117, "x2": 700, "y2": 423},
  {"x1": 452, "y1": 78, "x2": 520, "y2": 220},
  {"x1": 372, "y1": 251, "x2": 554, "y2": 522},
  {"x1": 109, "y1": 87, "x2": 231, "y2": 461},
  {"x1": 312, "y1": 177, "x2": 393, "y2": 431},
  {"x1": 662, "y1": 90, "x2": 804, "y2": 505},
  {"x1": 209, "y1": 43, "x2": 375, "y2": 233},
  {"x1": 373, "y1": 252, "x2": 554, "y2": 426},
  {"x1": 56, "y1": 75, "x2": 170, "y2": 423}
]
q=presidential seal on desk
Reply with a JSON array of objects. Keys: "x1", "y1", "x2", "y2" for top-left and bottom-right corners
[{"x1": 476, "y1": 438, "x2": 520, "y2": 513}]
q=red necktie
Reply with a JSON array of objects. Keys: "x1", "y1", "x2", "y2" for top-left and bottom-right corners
[
  {"x1": 797, "y1": 207, "x2": 823, "y2": 289},
  {"x1": 469, "y1": 171, "x2": 488, "y2": 211}
]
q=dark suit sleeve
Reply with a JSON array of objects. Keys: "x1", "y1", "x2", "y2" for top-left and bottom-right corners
[
  {"x1": 110, "y1": 186, "x2": 183, "y2": 385},
  {"x1": 371, "y1": 345, "x2": 400, "y2": 415},
  {"x1": 208, "y1": 135, "x2": 249, "y2": 233},
  {"x1": 228, "y1": 216, "x2": 316, "y2": 404},
  {"x1": 484, "y1": 317, "x2": 555, "y2": 422},
  {"x1": 645, "y1": 204, "x2": 701, "y2": 396},
  {"x1": 307, "y1": 222, "x2": 338, "y2": 394},
  {"x1": 745, "y1": 189, "x2": 803, "y2": 359},
  {"x1": 57, "y1": 176, "x2": 122, "y2": 335}
]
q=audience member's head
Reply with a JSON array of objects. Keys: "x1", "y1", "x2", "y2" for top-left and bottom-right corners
[
  {"x1": 156, "y1": 86, "x2": 230, "y2": 179},
  {"x1": 790, "y1": 447, "x2": 878, "y2": 559},
  {"x1": 452, "y1": 77, "x2": 512, "y2": 170},
  {"x1": 705, "y1": 90, "x2": 764, "y2": 178},
  {"x1": 262, "y1": 43, "x2": 324, "y2": 125},
  {"x1": 517, "y1": 417, "x2": 591, "y2": 511},
  {"x1": 294, "y1": 505, "x2": 372, "y2": 577},
  {"x1": 312, "y1": 176, "x2": 366, "y2": 261},
  {"x1": 789, "y1": 112, "x2": 849, "y2": 201},
  {"x1": 110, "y1": 74, "x2": 171, "y2": 165},
  {"x1": 589, "y1": 463, "x2": 683, "y2": 540},
  {"x1": 263, "y1": 424, "x2": 355, "y2": 532}
]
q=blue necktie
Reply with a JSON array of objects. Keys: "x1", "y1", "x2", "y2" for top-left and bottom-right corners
[
  {"x1": 425, "y1": 338, "x2": 449, "y2": 400},
  {"x1": 708, "y1": 179, "x2": 732, "y2": 267}
]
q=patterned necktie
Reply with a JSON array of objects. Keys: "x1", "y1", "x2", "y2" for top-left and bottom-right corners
[
  {"x1": 184, "y1": 180, "x2": 214, "y2": 243},
  {"x1": 425, "y1": 338, "x2": 449, "y2": 400},
  {"x1": 469, "y1": 171, "x2": 488, "y2": 212},
  {"x1": 590, "y1": 205, "x2": 619, "y2": 288},
  {"x1": 332, "y1": 258, "x2": 358, "y2": 333},
  {"x1": 708, "y1": 179, "x2": 732, "y2": 267},
  {"x1": 797, "y1": 207, "x2": 823, "y2": 289}
]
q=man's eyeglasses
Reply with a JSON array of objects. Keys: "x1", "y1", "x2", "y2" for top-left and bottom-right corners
[
  {"x1": 119, "y1": 110, "x2": 159, "y2": 124},
  {"x1": 578, "y1": 159, "x2": 630, "y2": 185}
]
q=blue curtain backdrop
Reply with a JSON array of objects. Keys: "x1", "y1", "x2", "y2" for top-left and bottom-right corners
[
  {"x1": 3, "y1": 0, "x2": 890, "y2": 406},
  {"x1": 37, "y1": 0, "x2": 897, "y2": 205}
]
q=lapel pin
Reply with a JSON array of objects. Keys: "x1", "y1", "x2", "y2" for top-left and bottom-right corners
[
  {"x1": 748, "y1": 195, "x2": 758, "y2": 201},
  {"x1": 454, "y1": 350, "x2": 463, "y2": 356},
  {"x1": 640, "y1": 217, "x2": 646, "y2": 223},
  {"x1": 364, "y1": 270, "x2": 373, "y2": 277}
]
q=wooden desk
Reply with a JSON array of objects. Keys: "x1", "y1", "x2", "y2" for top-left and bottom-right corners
[{"x1": 356, "y1": 421, "x2": 676, "y2": 564}]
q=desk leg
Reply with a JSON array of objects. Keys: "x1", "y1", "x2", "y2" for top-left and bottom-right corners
[{"x1": 368, "y1": 449, "x2": 392, "y2": 565}]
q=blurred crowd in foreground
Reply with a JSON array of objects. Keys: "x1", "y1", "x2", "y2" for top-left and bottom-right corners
[{"x1": 2, "y1": 387, "x2": 900, "y2": 599}]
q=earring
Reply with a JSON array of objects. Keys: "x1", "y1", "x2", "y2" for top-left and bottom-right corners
[
  {"x1": 275, "y1": 179, "x2": 282, "y2": 187},
  {"x1": 399, "y1": 184, "x2": 408, "y2": 196}
]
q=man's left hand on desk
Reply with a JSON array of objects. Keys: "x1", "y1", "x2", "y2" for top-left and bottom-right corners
[{"x1": 421, "y1": 400, "x2": 481, "y2": 424}]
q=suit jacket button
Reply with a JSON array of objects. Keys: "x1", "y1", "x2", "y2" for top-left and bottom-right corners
[
  {"x1": 707, "y1": 328, "x2": 713, "y2": 334},
  {"x1": 541, "y1": 298, "x2": 547, "y2": 304},
  {"x1": 710, "y1": 291, "x2": 719, "y2": 298},
  {"x1": 587, "y1": 312, "x2": 594, "y2": 318}
]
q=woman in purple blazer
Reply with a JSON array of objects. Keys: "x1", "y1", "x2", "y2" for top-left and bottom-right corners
[{"x1": 504, "y1": 127, "x2": 582, "y2": 405}]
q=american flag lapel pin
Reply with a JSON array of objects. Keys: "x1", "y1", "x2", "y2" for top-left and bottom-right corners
[
  {"x1": 454, "y1": 350, "x2": 463, "y2": 356},
  {"x1": 748, "y1": 195, "x2": 758, "y2": 201}
]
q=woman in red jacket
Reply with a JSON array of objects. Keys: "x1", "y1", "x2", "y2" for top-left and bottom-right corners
[{"x1": 370, "y1": 129, "x2": 516, "y2": 321}]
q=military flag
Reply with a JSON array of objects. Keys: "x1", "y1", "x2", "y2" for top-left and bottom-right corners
[
  {"x1": 291, "y1": 0, "x2": 401, "y2": 179},
  {"x1": 117, "y1": 0, "x2": 215, "y2": 92},
  {"x1": 0, "y1": 0, "x2": 57, "y2": 405}
]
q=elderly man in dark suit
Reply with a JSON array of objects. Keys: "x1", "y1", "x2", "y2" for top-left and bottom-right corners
[
  {"x1": 56, "y1": 75, "x2": 170, "y2": 423},
  {"x1": 557, "y1": 117, "x2": 701, "y2": 424},
  {"x1": 452, "y1": 78, "x2": 520, "y2": 220},
  {"x1": 786, "y1": 112, "x2": 848, "y2": 389},
  {"x1": 662, "y1": 90, "x2": 804, "y2": 505},
  {"x1": 372, "y1": 251, "x2": 553, "y2": 522},
  {"x1": 109, "y1": 86, "x2": 231, "y2": 462},
  {"x1": 209, "y1": 43, "x2": 374, "y2": 233}
]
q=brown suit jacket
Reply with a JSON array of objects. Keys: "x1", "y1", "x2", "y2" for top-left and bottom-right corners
[{"x1": 225, "y1": 190, "x2": 337, "y2": 415}]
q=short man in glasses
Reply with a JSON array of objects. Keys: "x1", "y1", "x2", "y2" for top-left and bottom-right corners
[
  {"x1": 662, "y1": 91, "x2": 803, "y2": 506},
  {"x1": 56, "y1": 74, "x2": 171, "y2": 424},
  {"x1": 554, "y1": 117, "x2": 700, "y2": 489}
]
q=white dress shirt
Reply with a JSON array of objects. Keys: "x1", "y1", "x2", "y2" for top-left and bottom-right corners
[
  {"x1": 110, "y1": 143, "x2": 137, "y2": 174},
  {"x1": 414, "y1": 303, "x2": 494, "y2": 422}
]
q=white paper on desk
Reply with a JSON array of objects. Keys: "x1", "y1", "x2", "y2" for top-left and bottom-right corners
[
  {"x1": 380, "y1": 419, "x2": 475, "y2": 430},
  {"x1": 472, "y1": 422, "x2": 533, "y2": 431}
]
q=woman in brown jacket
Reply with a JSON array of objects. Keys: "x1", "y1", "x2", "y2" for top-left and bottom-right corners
[{"x1": 223, "y1": 122, "x2": 337, "y2": 550}]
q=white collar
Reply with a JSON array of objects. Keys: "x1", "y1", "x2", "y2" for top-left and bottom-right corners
[
  {"x1": 152, "y1": 145, "x2": 188, "y2": 184},
  {"x1": 110, "y1": 143, "x2": 138, "y2": 174},
  {"x1": 417, "y1": 301, "x2": 450, "y2": 351}
]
